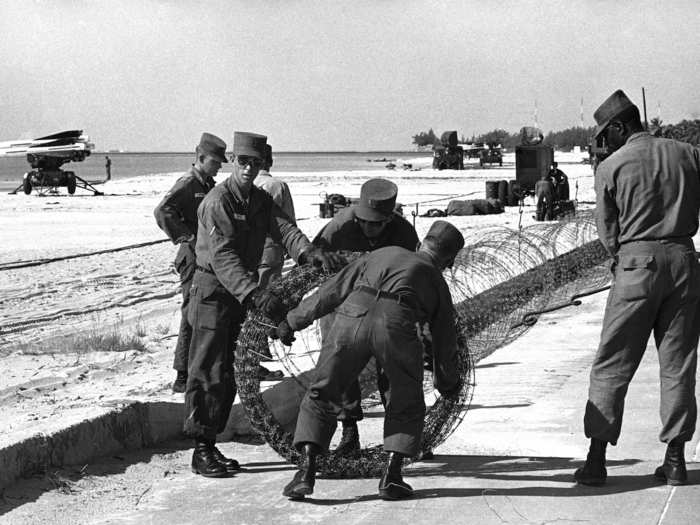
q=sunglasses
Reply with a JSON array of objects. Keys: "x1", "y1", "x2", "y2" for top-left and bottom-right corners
[{"x1": 235, "y1": 155, "x2": 263, "y2": 168}]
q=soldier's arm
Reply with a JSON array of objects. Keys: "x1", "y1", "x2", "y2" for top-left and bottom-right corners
[
  {"x1": 429, "y1": 276, "x2": 460, "y2": 394},
  {"x1": 311, "y1": 219, "x2": 337, "y2": 250},
  {"x1": 270, "y1": 204, "x2": 312, "y2": 262},
  {"x1": 204, "y1": 200, "x2": 258, "y2": 302},
  {"x1": 154, "y1": 181, "x2": 195, "y2": 244},
  {"x1": 594, "y1": 164, "x2": 620, "y2": 256},
  {"x1": 286, "y1": 257, "x2": 366, "y2": 331}
]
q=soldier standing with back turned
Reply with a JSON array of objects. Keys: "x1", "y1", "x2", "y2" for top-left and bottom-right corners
[
  {"x1": 574, "y1": 90, "x2": 700, "y2": 487},
  {"x1": 154, "y1": 133, "x2": 226, "y2": 393}
]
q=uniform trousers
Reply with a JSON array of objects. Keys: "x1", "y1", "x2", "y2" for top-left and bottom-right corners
[
  {"x1": 183, "y1": 270, "x2": 244, "y2": 440},
  {"x1": 585, "y1": 238, "x2": 699, "y2": 445},
  {"x1": 536, "y1": 193, "x2": 554, "y2": 221},
  {"x1": 173, "y1": 247, "x2": 195, "y2": 372},
  {"x1": 294, "y1": 290, "x2": 425, "y2": 456}
]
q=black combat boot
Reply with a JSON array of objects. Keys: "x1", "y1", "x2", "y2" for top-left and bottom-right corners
[
  {"x1": 191, "y1": 440, "x2": 229, "y2": 478},
  {"x1": 283, "y1": 443, "x2": 319, "y2": 500},
  {"x1": 334, "y1": 421, "x2": 360, "y2": 455},
  {"x1": 378, "y1": 452, "x2": 413, "y2": 500},
  {"x1": 172, "y1": 370, "x2": 187, "y2": 393},
  {"x1": 212, "y1": 445, "x2": 241, "y2": 473},
  {"x1": 654, "y1": 439, "x2": 687, "y2": 486},
  {"x1": 574, "y1": 438, "x2": 607, "y2": 486}
]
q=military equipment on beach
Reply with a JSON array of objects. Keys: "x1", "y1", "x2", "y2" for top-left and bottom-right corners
[
  {"x1": 479, "y1": 143, "x2": 503, "y2": 167},
  {"x1": 0, "y1": 130, "x2": 104, "y2": 195},
  {"x1": 432, "y1": 131, "x2": 464, "y2": 170},
  {"x1": 515, "y1": 143, "x2": 553, "y2": 194},
  {"x1": 318, "y1": 193, "x2": 357, "y2": 218},
  {"x1": 587, "y1": 135, "x2": 610, "y2": 173},
  {"x1": 506, "y1": 126, "x2": 574, "y2": 220}
]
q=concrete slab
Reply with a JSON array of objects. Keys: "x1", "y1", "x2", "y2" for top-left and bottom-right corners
[{"x1": 23, "y1": 287, "x2": 693, "y2": 525}]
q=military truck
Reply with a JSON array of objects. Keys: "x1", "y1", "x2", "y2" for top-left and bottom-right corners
[{"x1": 479, "y1": 143, "x2": 503, "y2": 167}]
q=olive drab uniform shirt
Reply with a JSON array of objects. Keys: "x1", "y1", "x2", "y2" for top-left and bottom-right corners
[
  {"x1": 313, "y1": 206, "x2": 419, "y2": 252},
  {"x1": 194, "y1": 176, "x2": 312, "y2": 303},
  {"x1": 287, "y1": 246, "x2": 459, "y2": 393},
  {"x1": 595, "y1": 131, "x2": 700, "y2": 256},
  {"x1": 154, "y1": 166, "x2": 216, "y2": 272}
]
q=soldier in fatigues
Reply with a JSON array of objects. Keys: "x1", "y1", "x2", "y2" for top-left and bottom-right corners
[
  {"x1": 575, "y1": 90, "x2": 700, "y2": 486},
  {"x1": 184, "y1": 131, "x2": 343, "y2": 478},
  {"x1": 253, "y1": 144, "x2": 296, "y2": 381},
  {"x1": 154, "y1": 133, "x2": 226, "y2": 393},
  {"x1": 254, "y1": 144, "x2": 296, "y2": 288},
  {"x1": 275, "y1": 220, "x2": 464, "y2": 500},
  {"x1": 312, "y1": 178, "x2": 419, "y2": 454},
  {"x1": 534, "y1": 173, "x2": 555, "y2": 221}
]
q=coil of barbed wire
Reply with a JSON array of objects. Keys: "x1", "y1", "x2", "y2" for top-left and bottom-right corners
[
  {"x1": 234, "y1": 211, "x2": 612, "y2": 478},
  {"x1": 234, "y1": 257, "x2": 476, "y2": 478}
]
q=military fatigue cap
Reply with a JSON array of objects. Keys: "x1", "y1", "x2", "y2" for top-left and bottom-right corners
[
  {"x1": 233, "y1": 131, "x2": 267, "y2": 158},
  {"x1": 426, "y1": 220, "x2": 464, "y2": 258},
  {"x1": 593, "y1": 90, "x2": 637, "y2": 138},
  {"x1": 197, "y1": 132, "x2": 228, "y2": 163},
  {"x1": 355, "y1": 178, "x2": 398, "y2": 221}
]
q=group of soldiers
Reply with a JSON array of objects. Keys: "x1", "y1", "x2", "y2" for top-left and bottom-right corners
[
  {"x1": 151, "y1": 87, "x2": 699, "y2": 501},
  {"x1": 154, "y1": 131, "x2": 463, "y2": 499}
]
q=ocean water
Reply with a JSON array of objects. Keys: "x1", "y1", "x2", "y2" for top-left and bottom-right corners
[{"x1": 0, "y1": 151, "x2": 431, "y2": 192}]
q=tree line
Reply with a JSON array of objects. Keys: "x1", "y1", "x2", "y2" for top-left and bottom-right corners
[{"x1": 413, "y1": 119, "x2": 700, "y2": 149}]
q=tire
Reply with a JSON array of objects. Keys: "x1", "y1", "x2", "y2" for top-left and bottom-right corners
[
  {"x1": 67, "y1": 173, "x2": 77, "y2": 195},
  {"x1": 23, "y1": 175, "x2": 32, "y2": 195}
]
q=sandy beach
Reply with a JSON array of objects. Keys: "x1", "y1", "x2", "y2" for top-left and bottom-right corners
[
  {"x1": 1, "y1": 152, "x2": 658, "y2": 522},
  {"x1": 0, "y1": 152, "x2": 594, "y2": 439}
]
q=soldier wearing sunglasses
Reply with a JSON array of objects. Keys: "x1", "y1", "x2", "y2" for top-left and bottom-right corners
[{"x1": 183, "y1": 131, "x2": 344, "y2": 478}]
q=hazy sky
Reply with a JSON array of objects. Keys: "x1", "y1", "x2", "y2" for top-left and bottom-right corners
[{"x1": 1, "y1": 0, "x2": 698, "y2": 151}]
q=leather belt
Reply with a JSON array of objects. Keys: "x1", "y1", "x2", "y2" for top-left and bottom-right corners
[
  {"x1": 195, "y1": 265, "x2": 215, "y2": 275},
  {"x1": 354, "y1": 285, "x2": 417, "y2": 310}
]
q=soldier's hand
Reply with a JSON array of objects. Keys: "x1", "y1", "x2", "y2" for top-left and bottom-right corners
[
  {"x1": 271, "y1": 319, "x2": 295, "y2": 346},
  {"x1": 245, "y1": 289, "x2": 286, "y2": 323},
  {"x1": 300, "y1": 246, "x2": 347, "y2": 273}
]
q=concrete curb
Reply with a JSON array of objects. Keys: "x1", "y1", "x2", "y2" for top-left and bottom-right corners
[
  {"x1": 0, "y1": 375, "x2": 307, "y2": 491},
  {"x1": 0, "y1": 401, "x2": 183, "y2": 491}
]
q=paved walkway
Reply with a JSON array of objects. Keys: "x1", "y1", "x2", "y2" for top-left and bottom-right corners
[{"x1": 88, "y1": 289, "x2": 699, "y2": 524}]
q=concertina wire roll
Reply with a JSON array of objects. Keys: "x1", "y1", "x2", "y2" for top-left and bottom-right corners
[{"x1": 234, "y1": 209, "x2": 611, "y2": 478}]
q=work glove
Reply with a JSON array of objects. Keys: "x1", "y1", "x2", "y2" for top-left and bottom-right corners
[
  {"x1": 299, "y1": 246, "x2": 347, "y2": 273},
  {"x1": 271, "y1": 319, "x2": 296, "y2": 346},
  {"x1": 244, "y1": 288, "x2": 286, "y2": 323},
  {"x1": 438, "y1": 381, "x2": 461, "y2": 399}
]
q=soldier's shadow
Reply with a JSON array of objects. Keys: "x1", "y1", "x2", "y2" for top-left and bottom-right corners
[{"x1": 302, "y1": 454, "x2": 697, "y2": 505}]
